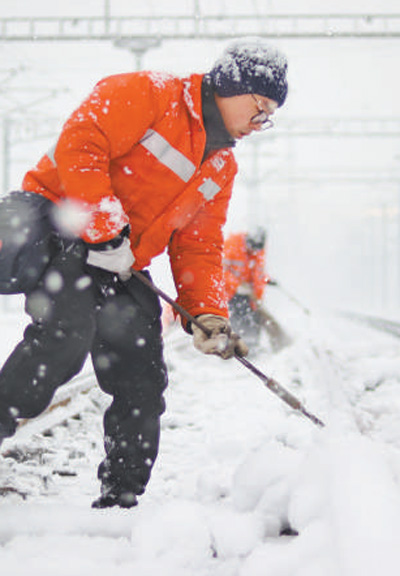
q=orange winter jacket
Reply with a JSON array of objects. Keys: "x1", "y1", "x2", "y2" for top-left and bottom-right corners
[
  {"x1": 22, "y1": 72, "x2": 238, "y2": 319},
  {"x1": 223, "y1": 232, "x2": 268, "y2": 303}
]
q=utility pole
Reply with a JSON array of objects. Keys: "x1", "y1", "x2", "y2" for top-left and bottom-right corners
[
  {"x1": 114, "y1": 38, "x2": 162, "y2": 70},
  {"x1": 104, "y1": 0, "x2": 111, "y2": 34},
  {"x1": 193, "y1": 0, "x2": 201, "y2": 35}
]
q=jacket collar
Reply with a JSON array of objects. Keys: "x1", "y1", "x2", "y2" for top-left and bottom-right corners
[
  {"x1": 183, "y1": 74, "x2": 236, "y2": 162},
  {"x1": 201, "y1": 74, "x2": 236, "y2": 160}
]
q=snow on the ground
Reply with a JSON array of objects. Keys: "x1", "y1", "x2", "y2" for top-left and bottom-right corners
[{"x1": 2, "y1": 289, "x2": 400, "y2": 575}]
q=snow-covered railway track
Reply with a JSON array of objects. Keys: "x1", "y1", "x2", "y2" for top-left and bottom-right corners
[
  {"x1": 342, "y1": 310, "x2": 400, "y2": 340},
  {"x1": 1, "y1": 371, "x2": 97, "y2": 452},
  {"x1": 0, "y1": 369, "x2": 106, "y2": 503}
]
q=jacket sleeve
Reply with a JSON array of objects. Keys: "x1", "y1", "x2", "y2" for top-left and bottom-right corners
[
  {"x1": 168, "y1": 178, "x2": 234, "y2": 323},
  {"x1": 53, "y1": 73, "x2": 160, "y2": 243}
]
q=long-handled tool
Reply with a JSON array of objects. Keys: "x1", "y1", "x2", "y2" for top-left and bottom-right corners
[
  {"x1": 251, "y1": 300, "x2": 293, "y2": 352},
  {"x1": 129, "y1": 269, "x2": 325, "y2": 428}
]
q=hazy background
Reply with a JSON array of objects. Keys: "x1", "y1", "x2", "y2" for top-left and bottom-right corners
[{"x1": 1, "y1": 0, "x2": 399, "y2": 316}]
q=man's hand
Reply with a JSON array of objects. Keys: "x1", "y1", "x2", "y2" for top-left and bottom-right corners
[
  {"x1": 192, "y1": 314, "x2": 249, "y2": 359},
  {"x1": 87, "y1": 237, "x2": 134, "y2": 281}
]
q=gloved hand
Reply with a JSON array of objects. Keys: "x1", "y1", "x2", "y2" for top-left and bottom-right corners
[
  {"x1": 192, "y1": 314, "x2": 249, "y2": 359},
  {"x1": 87, "y1": 237, "x2": 134, "y2": 281}
]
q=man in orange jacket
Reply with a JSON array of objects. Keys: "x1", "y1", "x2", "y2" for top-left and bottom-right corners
[
  {"x1": 0, "y1": 39, "x2": 288, "y2": 508},
  {"x1": 223, "y1": 228, "x2": 269, "y2": 346},
  {"x1": 224, "y1": 228, "x2": 291, "y2": 351}
]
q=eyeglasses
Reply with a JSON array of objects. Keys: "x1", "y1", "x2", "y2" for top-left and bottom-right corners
[{"x1": 250, "y1": 94, "x2": 274, "y2": 130}]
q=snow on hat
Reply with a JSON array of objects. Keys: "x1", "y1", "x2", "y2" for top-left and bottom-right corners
[{"x1": 210, "y1": 39, "x2": 288, "y2": 107}]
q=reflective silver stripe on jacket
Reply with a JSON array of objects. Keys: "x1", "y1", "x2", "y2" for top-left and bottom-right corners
[
  {"x1": 198, "y1": 178, "x2": 221, "y2": 201},
  {"x1": 47, "y1": 129, "x2": 222, "y2": 202},
  {"x1": 140, "y1": 129, "x2": 196, "y2": 183}
]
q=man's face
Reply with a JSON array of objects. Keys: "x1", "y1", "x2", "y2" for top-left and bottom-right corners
[{"x1": 215, "y1": 93, "x2": 278, "y2": 140}]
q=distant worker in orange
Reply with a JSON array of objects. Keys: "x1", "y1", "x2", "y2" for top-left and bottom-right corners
[{"x1": 223, "y1": 228, "x2": 290, "y2": 350}]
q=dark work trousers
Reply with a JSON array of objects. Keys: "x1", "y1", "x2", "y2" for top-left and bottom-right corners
[
  {"x1": 228, "y1": 294, "x2": 262, "y2": 348},
  {"x1": 0, "y1": 230, "x2": 168, "y2": 497}
]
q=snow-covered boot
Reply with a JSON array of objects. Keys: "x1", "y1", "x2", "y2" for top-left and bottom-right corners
[{"x1": 91, "y1": 487, "x2": 138, "y2": 509}]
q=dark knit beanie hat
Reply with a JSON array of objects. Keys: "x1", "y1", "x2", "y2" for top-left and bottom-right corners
[{"x1": 209, "y1": 39, "x2": 288, "y2": 107}]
